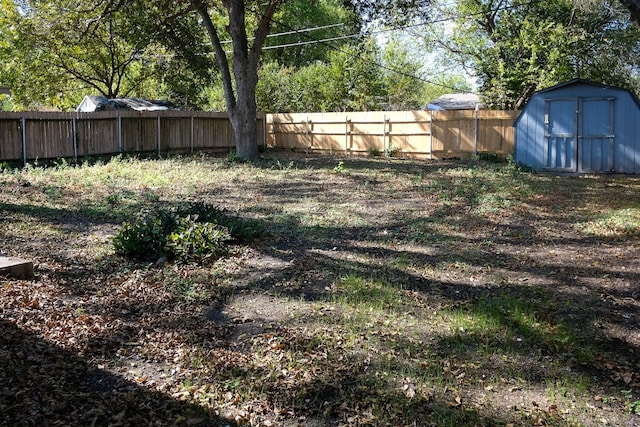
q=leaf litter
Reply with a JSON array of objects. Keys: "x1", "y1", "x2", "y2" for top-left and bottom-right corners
[{"x1": 1, "y1": 153, "x2": 640, "y2": 426}]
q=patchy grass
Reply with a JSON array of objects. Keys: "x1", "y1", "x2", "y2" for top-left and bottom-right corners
[
  {"x1": 577, "y1": 207, "x2": 640, "y2": 237},
  {"x1": 1, "y1": 152, "x2": 639, "y2": 426}
]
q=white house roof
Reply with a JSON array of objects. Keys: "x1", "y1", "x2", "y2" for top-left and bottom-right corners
[
  {"x1": 426, "y1": 93, "x2": 484, "y2": 111},
  {"x1": 76, "y1": 95, "x2": 175, "y2": 112}
]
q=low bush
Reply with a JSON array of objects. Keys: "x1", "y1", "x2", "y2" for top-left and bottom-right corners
[
  {"x1": 165, "y1": 216, "x2": 231, "y2": 263},
  {"x1": 113, "y1": 202, "x2": 262, "y2": 263},
  {"x1": 113, "y1": 208, "x2": 178, "y2": 260}
]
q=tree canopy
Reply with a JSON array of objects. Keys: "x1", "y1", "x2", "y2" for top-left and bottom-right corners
[
  {"x1": 5, "y1": 0, "x2": 640, "y2": 148},
  {"x1": 0, "y1": 0, "x2": 212, "y2": 110},
  {"x1": 438, "y1": 0, "x2": 640, "y2": 109}
]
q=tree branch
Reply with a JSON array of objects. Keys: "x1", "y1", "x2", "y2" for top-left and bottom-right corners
[
  {"x1": 249, "y1": 0, "x2": 282, "y2": 65},
  {"x1": 191, "y1": 0, "x2": 236, "y2": 111}
]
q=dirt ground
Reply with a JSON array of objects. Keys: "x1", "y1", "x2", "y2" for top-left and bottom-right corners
[{"x1": 1, "y1": 153, "x2": 639, "y2": 426}]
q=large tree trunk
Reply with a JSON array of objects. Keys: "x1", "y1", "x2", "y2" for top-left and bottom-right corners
[
  {"x1": 224, "y1": 0, "x2": 261, "y2": 160},
  {"x1": 230, "y1": 61, "x2": 260, "y2": 160}
]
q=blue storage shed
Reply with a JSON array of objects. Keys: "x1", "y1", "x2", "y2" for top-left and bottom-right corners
[{"x1": 514, "y1": 79, "x2": 640, "y2": 173}]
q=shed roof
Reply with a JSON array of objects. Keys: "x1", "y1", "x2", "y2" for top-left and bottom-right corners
[
  {"x1": 535, "y1": 78, "x2": 640, "y2": 106},
  {"x1": 536, "y1": 78, "x2": 609, "y2": 93}
]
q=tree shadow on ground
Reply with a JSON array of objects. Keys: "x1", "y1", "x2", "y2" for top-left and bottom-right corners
[
  {"x1": 0, "y1": 319, "x2": 234, "y2": 427},
  {"x1": 207, "y1": 199, "x2": 640, "y2": 401},
  {"x1": 257, "y1": 152, "x2": 480, "y2": 175}
]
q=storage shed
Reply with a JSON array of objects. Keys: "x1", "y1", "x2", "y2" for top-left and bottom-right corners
[{"x1": 514, "y1": 79, "x2": 640, "y2": 173}]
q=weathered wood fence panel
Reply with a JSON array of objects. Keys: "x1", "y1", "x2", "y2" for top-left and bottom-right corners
[
  {"x1": 0, "y1": 118, "x2": 22, "y2": 161},
  {"x1": 0, "y1": 111, "x2": 261, "y2": 163},
  {"x1": 163, "y1": 117, "x2": 191, "y2": 152},
  {"x1": 268, "y1": 110, "x2": 519, "y2": 158},
  {"x1": 27, "y1": 116, "x2": 75, "y2": 159},
  {"x1": 76, "y1": 115, "x2": 119, "y2": 156}
]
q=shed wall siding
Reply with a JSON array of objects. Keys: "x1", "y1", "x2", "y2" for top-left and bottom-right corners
[
  {"x1": 515, "y1": 96, "x2": 546, "y2": 169},
  {"x1": 615, "y1": 97, "x2": 640, "y2": 174}
]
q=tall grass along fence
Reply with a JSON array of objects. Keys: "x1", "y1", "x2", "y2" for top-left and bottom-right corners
[
  {"x1": 267, "y1": 110, "x2": 519, "y2": 159},
  {"x1": 0, "y1": 111, "x2": 266, "y2": 164},
  {"x1": 0, "y1": 110, "x2": 518, "y2": 164}
]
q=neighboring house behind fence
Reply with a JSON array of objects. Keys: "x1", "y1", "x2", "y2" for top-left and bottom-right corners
[
  {"x1": 425, "y1": 93, "x2": 485, "y2": 111},
  {"x1": 76, "y1": 96, "x2": 176, "y2": 112}
]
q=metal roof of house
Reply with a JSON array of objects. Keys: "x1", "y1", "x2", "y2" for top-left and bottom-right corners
[
  {"x1": 77, "y1": 95, "x2": 175, "y2": 112},
  {"x1": 426, "y1": 93, "x2": 484, "y2": 111}
]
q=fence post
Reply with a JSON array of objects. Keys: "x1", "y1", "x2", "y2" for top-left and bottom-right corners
[
  {"x1": 20, "y1": 117, "x2": 26, "y2": 166},
  {"x1": 263, "y1": 114, "x2": 267, "y2": 148},
  {"x1": 72, "y1": 115, "x2": 78, "y2": 163},
  {"x1": 344, "y1": 118, "x2": 350, "y2": 154},
  {"x1": 190, "y1": 115, "x2": 195, "y2": 154},
  {"x1": 117, "y1": 114, "x2": 122, "y2": 153},
  {"x1": 383, "y1": 115, "x2": 387, "y2": 154},
  {"x1": 271, "y1": 117, "x2": 276, "y2": 148},
  {"x1": 429, "y1": 111, "x2": 433, "y2": 160},
  {"x1": 157, "y1": 115, "x2": 161, "y2": 157},
  {"x1": 474, "y1": 103, "x2": 479, "y2": 156},
  {"x1": 305, "y1": 114, "x2": 309, "y2": 155}
]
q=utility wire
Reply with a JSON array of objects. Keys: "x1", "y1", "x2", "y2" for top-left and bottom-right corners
[
  {"x1": 246, "y1": 0, "x2": 542, "y2": 94},
  {"x1": 254, "y1": 12, "x2": 468, "y2": 93},
  {"x1": 261, "y1": 33, "x2": 358, "y2": 50},
  {"x1": 221, "y1": 22, "x2": 344, "y2": 44}
]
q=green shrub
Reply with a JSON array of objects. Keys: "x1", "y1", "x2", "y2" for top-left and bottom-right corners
[
  {"x1": 476, "y1": 152, "x2": 505, "y2": 163},
  {"x1": 226, "y1": 150, "x2": 245, "y2": 164},
  {"x1": 113, "y1": 202, "x2": 262, "y2": 263},
  {"x1": 165, "y1": 216, "x2": 231, "y2": 262},
  {"x1": 175, "y1": 201, "x2": 263, "y2": 243},
  {"x1": 113, "y1": 208, "x2": 178, "y2": 260}
]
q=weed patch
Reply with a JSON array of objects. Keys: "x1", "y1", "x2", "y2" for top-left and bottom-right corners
[{"x1": 113, "y1": 202, "x2": 262, "y2": 263}]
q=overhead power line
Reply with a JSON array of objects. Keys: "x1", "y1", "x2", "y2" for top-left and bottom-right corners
[
  {"x1": 221, "y1": 22, "x2": 344, "y2": 44},
  {"x1": 262, "y1": 33, "x2": 358, "y2": 51},
  {"x1": 257, "y1": 0, "x2": 540, "y2": 54},
  {"x1": 256, "y1": 14, "x2": 466, "y2": 92}
]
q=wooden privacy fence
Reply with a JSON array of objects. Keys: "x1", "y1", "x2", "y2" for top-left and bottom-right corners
[
  {"x1": 267, "y1": 110, "x2": 519, "y2": 158},
  {"x1": 0, "y1": 111, "x2": 266, "y2": 164},
  {"x1": 0, "y1": 109, "x2": 518, "y2": 163}
]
